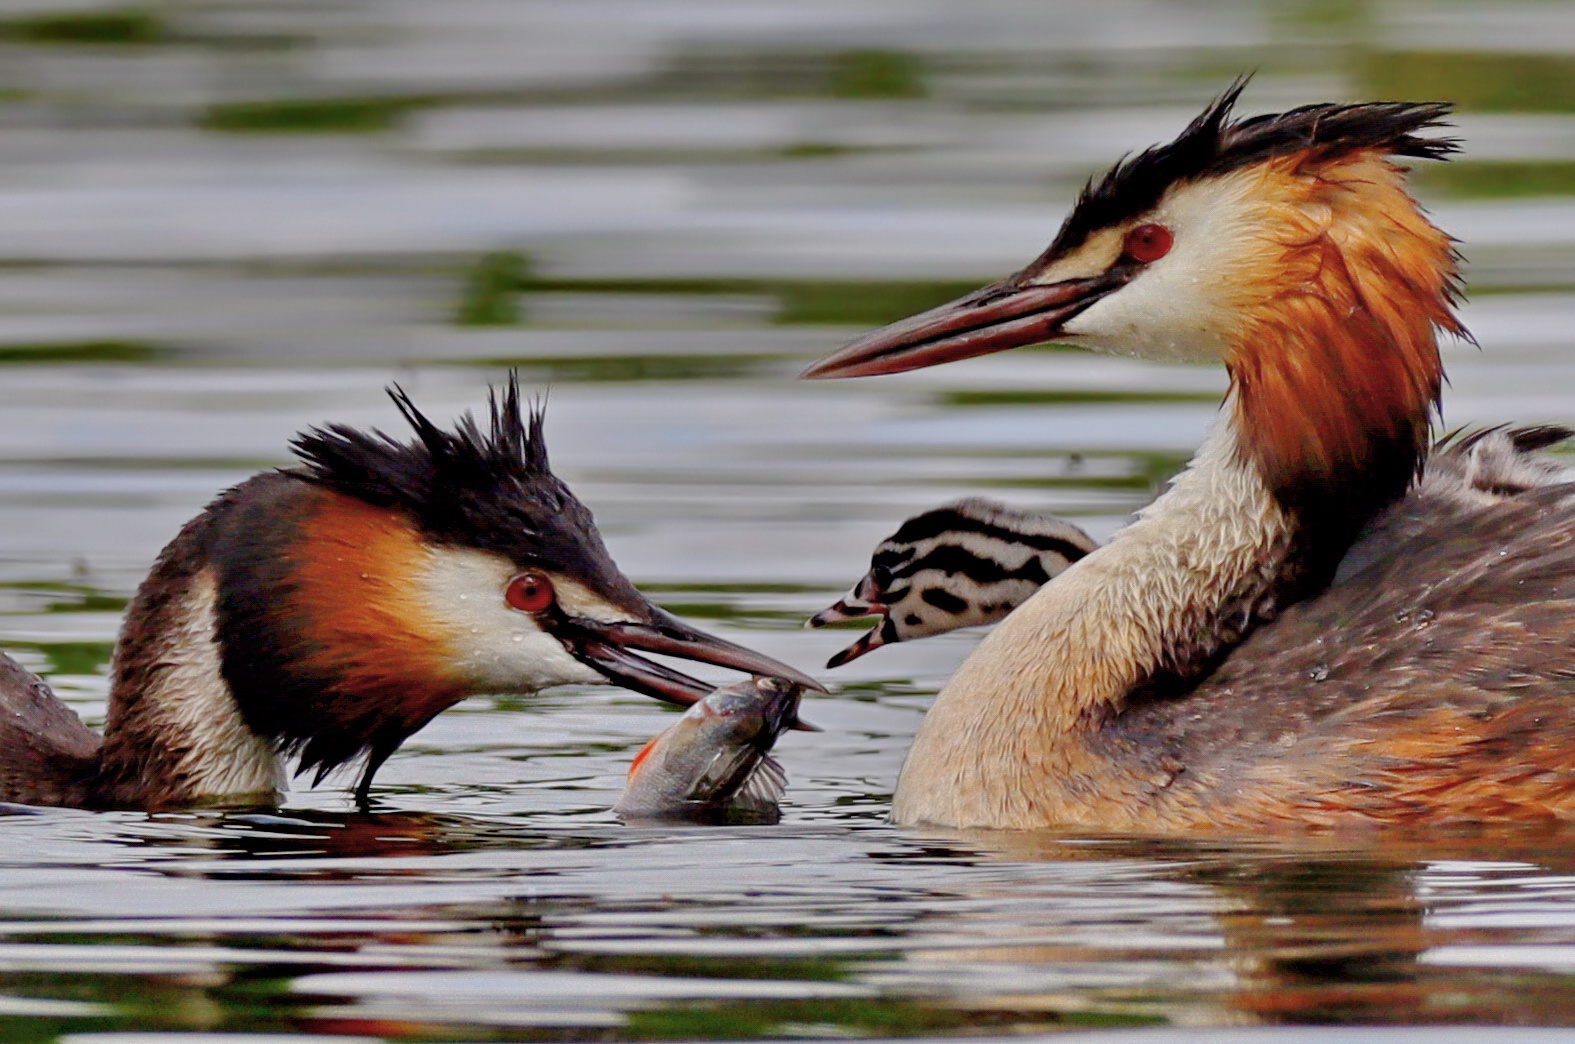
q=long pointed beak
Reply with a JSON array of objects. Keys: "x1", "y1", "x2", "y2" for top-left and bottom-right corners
[
  {"x1": 801, "y1": 274, "x2": 1118, "y2": 380},
  {"x1": 553, "y1": 607, "x2": 826, "y2": 709}
]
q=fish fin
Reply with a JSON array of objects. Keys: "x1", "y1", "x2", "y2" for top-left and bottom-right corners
[
  {"x1": 626, "y1": 733, "x2": 663, "y2": 781},
  {"x1": 734, "y1": 754, "x2": 787, "y2": 810}
]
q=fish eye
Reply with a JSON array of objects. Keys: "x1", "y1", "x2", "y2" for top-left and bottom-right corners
[
  {"x1": 505, "y1": 572, "x2": 555, "y2": 613},
  {"x1": 1123, "y1": 223, "x2": 1173, "y2": 264}
]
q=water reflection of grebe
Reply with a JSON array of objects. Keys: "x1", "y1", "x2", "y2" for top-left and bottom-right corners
[{"x1": 806, "y1": 83, "x2": 1575, "y2": 832}]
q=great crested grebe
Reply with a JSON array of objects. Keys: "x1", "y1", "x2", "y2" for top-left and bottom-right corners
[
  {"x1": 809, "y1": 498, "x2": 1096, "y2": 667},
  {"x1": 803, "y1": 84, "x2": 1575, "y2": 832},
  {"x1": 0, "y1": 380, "x2": 818, "y2": 811}
]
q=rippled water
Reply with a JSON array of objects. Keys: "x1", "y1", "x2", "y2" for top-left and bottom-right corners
[{"x1": 7, "y1": 1, "x2": 1575, "y2": 1040}]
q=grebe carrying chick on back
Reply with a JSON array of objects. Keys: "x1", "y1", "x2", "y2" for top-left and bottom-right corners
[
  {"x1": 0, "y1": 379, "x2": 819, "y2": 811},
  {"x1": 805, "y1": 82, "x2": 1575, "y2": 832}
]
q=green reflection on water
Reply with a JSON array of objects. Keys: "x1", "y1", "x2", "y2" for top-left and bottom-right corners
[
  {"x1": 456, "y1": 252, "x2": 530, "y2": 327},
  {"x1": 641, "y1": 582, "x2": 833, "y2": 595},
  {"x1": 0, "y1": 1014, "x2": 121, "y2": 1044},
  {"x1": 648, "y1": 586, "x2": 824, "y2": 629},
  {"x1": 45, "y1": 600, "x2": 125, "y2": 618},
  {"x1": 454, "y1": 254, "x2": 984, "y2": 329},
  {"x1": 0, "y1": 581, "x2": 125, "y2": 609},
  {"x1": 647, "y1": 600, "x2": 810, "y2": 628},
  {"x1": 473, "y1": 353, "x2": 780, "y2": 382},
  {"x1": 829, "y1": 49, "x2": 927, "y2": 100},
  {"x1": 1273, "y1": 0, "x2": 1369, "y2": 28},
  {"x1": 1421, "y1": 161, "x2": 1575, "y2": 198},
  {"x1": 774, "y1": 280, "x2": 975, "y2": 325},
  {"x1": 197, "y1": 46, "x2": 927, "y2": 140},
  {"x1": 654, "y1": 47, "x2": 928, "y2": 101},
  {"x1": 10, "y1": 642, "x2": 114, "y2": 677},
  {"x1": 1, "y1": 7, "x2": 163, "y2": 46},
  {"x1": 627, "y1": 998, "x2": 1157, "y2": 1040},
  {"x1": 0, "y1": 342, "x2": 162, "y2": 365},
  {"x1": 1366, "y1": 51, "x2": 1575, "y2": 112},
  {"x1": 199, "y1": 96, "x2": 423, "y2": 134},
  {"x1": 967, "y1": 450, "x2": 1190, "y2": 493},
  {"x1": 779, "y1": 142, "x2": 863, "y2": 158},
  {"x1": 941, "y1": 389, "x2": 1222, "y2": 406},
  {"x1": 0, "y1": 966, "x2": 1160, "y2": 1042},
  {"x1": 446, "y1": 144, "x2": 899, "y2": 164}
]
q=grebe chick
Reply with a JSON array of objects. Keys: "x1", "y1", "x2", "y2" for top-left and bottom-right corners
[
  {"x1": 809, "y1": 498, "x2": 1096, "y2": 666},
  {"x1": 803, "y1": 84, "x2": 1575, "y2": 832},
  {"x1": 0, "y1": 380, "x2": 819, "y2": 811}
]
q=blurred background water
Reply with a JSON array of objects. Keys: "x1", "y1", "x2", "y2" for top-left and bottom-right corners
[{"x1": 6, "y1": 0, "x2": 1575, "y2": 1040}]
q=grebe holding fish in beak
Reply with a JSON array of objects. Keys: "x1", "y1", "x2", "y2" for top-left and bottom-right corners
[
  {"x1": 804, "y1": 82, "x2": 1575, "y2": 833},
  {"x1": 0, "y1": 378, "x2": 820, "y2": 811}
]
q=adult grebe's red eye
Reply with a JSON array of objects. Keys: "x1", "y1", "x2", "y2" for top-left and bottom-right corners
[
  {"x1": 505, "y1": 572, "x2": 555, "y2": 613},
  {"x1": 1123, "y1": 223, "x2": 1173, "y2": 264}
]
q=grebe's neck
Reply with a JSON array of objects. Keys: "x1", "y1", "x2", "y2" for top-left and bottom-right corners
[
  {"x1": 92, "y1": 510, "x2": 280, "y2": 810},
  {"x1": 892, "y1": 419, "x2": 1297, "y2": 829},
  {"x1": 1226, "y1": 150, "x2": 1455, "y2": 587}
]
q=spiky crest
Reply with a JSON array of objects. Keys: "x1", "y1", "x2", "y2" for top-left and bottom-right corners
[
  {"x1": 291, "y1": 376, "x2": 549, "y2": 517},
  {"x1": 1042, "y1": 78, "x2": 1459, "y2": 261},
  {"x1": 289, "y1": 376, "x2": 633, "y2": 593}
]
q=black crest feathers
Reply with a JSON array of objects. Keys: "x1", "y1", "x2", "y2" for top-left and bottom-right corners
[
  {"x1": 291, "y1": 375, "x2": 549, "y2": 516},
  {"x1": 1044, "y1": 79, "x2": 1459, "y2": 258},
  {"x1": 289, "y1": 376, "x2": 627, "y2": 586}
]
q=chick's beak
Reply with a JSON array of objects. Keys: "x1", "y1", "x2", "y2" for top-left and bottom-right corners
[
  {"x1": 550, "y1": 605, "x2": 825, "y2": 708},
  {"x1": 801, "y1": 273, "x2": 1120, "y2": 380}
]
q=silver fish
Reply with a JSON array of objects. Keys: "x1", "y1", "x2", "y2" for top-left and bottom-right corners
[{"x1": 615, "y1": 676, "x2": 804, "y2": 824}]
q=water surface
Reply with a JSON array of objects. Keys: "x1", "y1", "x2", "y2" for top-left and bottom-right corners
[{"x1": 4, "y1": 1, "x2": 1575, "y2": 1040}]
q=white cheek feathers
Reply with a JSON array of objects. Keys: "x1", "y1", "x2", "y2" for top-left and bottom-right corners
[
  {"x1": 553, "y1": 577, "x2": 644, "y2": 626},
  {"x1": 420, "y1": 548, "x2": 607, "y2": 693},
  {"x1": 1061, "y1": 174, "x2": 1262, "y2": 363}
]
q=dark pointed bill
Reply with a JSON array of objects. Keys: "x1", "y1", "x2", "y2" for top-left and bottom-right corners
[
  {"x1": 550, "y1": 606, "x2": 825, "y2": 710},
  {"x1": 801, "y1": 275, "x2": 1118, "y2": 380}
]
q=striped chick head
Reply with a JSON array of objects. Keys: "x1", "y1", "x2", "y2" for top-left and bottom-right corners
[{"x1": 809, "y1": 498, "x2": 1098, "y2": 668}]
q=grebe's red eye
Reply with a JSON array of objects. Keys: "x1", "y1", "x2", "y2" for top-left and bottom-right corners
[
  {"x1": 1123, "y1": 223, "x2": 1173, "y2": 264},
  {"x1": 505, "y1": 572, "x2": 555, "y2": 613}
]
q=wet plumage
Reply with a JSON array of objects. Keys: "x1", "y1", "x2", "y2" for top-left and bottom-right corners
[{"x1": 803, "y1": 83, "x2": 1575, "y2": 832}]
